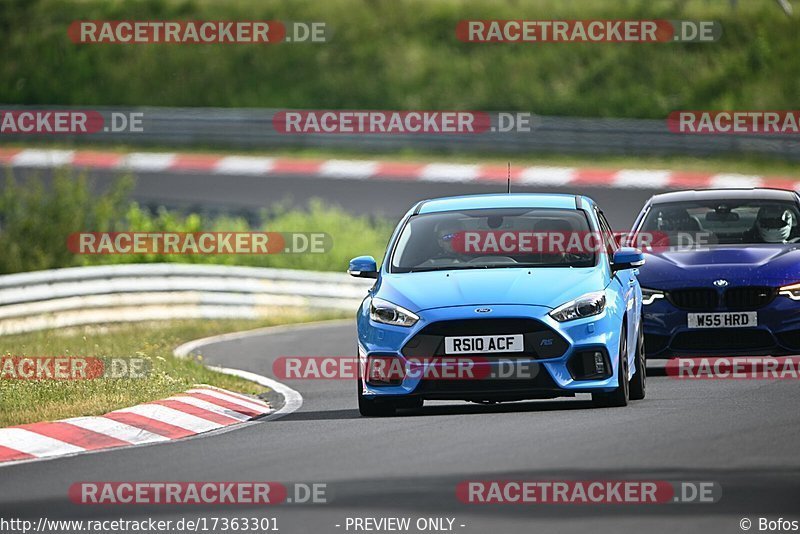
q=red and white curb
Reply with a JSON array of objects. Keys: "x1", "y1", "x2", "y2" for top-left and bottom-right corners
[
  {"x1": 0, "y1": 385, "x2": 272, "y2": 465},
  {"x1": 1, "y1": 147, "x2": 798, "y2": 191}
]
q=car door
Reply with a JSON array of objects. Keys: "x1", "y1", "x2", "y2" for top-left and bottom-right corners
[{"x1": 598, "y1": 210, "x2": 639, "y2": 370}]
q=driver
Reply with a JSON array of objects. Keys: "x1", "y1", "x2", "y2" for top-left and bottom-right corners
[
  {"x1": 655, "y1": 208, "x2": 699, "y2": 232},
  {"x1": 435, "y1": 220, "x2": 464, "y2": 257},
  {"x1": 754, "y1": 206, "x2": 795, "y2": 243}
]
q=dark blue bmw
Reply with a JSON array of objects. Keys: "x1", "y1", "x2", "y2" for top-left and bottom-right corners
[{"x1": 630, "y1": 188, "x2": 800, "y2": 357}]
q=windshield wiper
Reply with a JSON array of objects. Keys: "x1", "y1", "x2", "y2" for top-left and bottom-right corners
[{"x1": 404, "y1": 263, "x2": 590, "y2": 273}]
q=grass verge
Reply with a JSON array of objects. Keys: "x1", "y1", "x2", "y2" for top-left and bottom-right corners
[{"x1": 0, "y1": 312, "x2": 344, "y2": 427}]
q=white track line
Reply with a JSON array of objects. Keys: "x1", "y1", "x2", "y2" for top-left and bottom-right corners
[
  {"x1": 208, "y1": 366, "x2": 303, "y2": 421},
  {"x1": 0, "y1": 320, "x2": 326, "y2": 468},
  {"x1": 174, "y1": 320, "x2": 353, "y2": 420}
]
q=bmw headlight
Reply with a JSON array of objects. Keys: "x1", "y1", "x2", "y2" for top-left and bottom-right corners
[
  {"x1": 779, "y1": 282, "x2": 800, "y2": 301},
  {"x1": 369, "y1": 298, "x2": 419, "y2": 327},
  {"x1": 549, "y1": 291, "x2": 606, "y2": 322},
  {"x1": 641, "y1": 288, "x2": 666, "y2": 305}
]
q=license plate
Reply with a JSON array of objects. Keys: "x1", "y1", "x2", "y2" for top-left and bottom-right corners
[
  {"x1": 687, "y1": 312, "x2": 757, "y2": 329},
  {"x1": 444, "y1": 334, "x2": 524, "y2": 354}
]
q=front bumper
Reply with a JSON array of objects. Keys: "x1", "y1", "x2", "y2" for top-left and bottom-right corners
[
  {"x1": 642, "y1": 293, "x2": 800, "y2": 358},
  {"x1": 357, "y1": 304, "x2": 623, "y2": 401}
]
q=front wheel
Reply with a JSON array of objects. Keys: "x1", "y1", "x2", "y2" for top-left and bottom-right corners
[
  {"x1": 629, "y1": 325, "x2": 646, "y2": 401},
  {"x1": 357, "y1": 379, "x2": 397, "y2": 417},
  {"x1": 592, "y1": 325, "x2": 629, "y2": 408}
]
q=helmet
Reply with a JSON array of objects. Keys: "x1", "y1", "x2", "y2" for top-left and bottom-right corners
[
  {"x1": 656, "y1": 208, "x2": 693, "y2": 232},
  {"x1": 436, "y1": 221, "x2": 463, "y2": 254},
  {"x1": 756, "y1": 206, "x2": 794, "y2": 243}
]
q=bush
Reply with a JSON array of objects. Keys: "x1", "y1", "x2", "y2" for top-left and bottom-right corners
[
  {"x1": 0, "y1": 169, "x2": 394, "y2": 274},
  {"x1": 0, "y1": 170, "x2": 132, "y2": 273}
]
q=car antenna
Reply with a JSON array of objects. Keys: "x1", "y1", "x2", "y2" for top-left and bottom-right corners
[{"x1": 507, "y1": 162, "x2": 511, "y2": 194}]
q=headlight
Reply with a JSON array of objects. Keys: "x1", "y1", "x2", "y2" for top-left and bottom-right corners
[
  {"x1": 369, "y1": 298, "x2": 419, "y2": 327},
  {"x1": 779, "y1": 282, "x2": 800, "y2": 301},
  {"x1": 641, "y1": 288, "x2": 665, "y2": 305},
  {"x1": 549, "y1": 291, "x2": 606, "y2": 322}
]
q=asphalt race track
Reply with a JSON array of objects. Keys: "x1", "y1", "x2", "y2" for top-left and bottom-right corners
[
  {"x1": 11, "y1": 166, "x2": 660, "y2": 229},
  {"x1": 1, "y1": 319, "x2": 799, "y2": 533},
  {"x1": 2, "y1": 167, "x2": 800, "y2": 533}
]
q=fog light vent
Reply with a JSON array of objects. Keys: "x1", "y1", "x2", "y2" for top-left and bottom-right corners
[
  {"x1": 568, "y1": 349, "x2": 612, "y2": 380},
  {"x1": 593, "y1": 352, "x2": 606, "y2": 375}
]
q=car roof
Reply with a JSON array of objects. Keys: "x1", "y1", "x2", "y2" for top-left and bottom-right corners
[
  {"x1": 649, "y1": 188, "x2": 799, "y2": 205},
  {"x1": 416, "y1": 193, "x2": 593, "y2": 214}
]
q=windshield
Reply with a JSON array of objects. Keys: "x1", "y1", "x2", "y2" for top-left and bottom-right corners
[
  {"x1": 391, "y1": 208, "x2": 596, "y2": 272},
  {"x1": 639, "y1": 199, "x2": 800, "y2": 248}
]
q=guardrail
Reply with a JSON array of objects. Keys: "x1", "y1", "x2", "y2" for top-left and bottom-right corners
[
  {"x1": 2, "y1": 106, "x2": 799, "y2": 160},
  {"x1": 0, "y1": 264, "x2": 372, "y2": 335}
]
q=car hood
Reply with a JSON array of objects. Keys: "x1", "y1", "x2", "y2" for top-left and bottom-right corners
[
  {"x1": 375, "y1": 267, "x2": 607, "y2": 312},
  {"x1": 638, "y1": 245, "x2": 800, "y2": 288}
]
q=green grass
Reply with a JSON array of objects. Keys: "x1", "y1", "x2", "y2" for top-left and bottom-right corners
[
  {"x1": 1, "y1": 0, "x2": 798, "y2": 119},
  {"x1": 0, "y1": 313, "x2": 343, "y2": 427}
]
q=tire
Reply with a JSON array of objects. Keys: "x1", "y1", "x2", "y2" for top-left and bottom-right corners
[
  {"x1": 357, "y1": 379, "x2": 397, "y2": 416},
  {"x1": 592, "y1": 324, "x2": 630, "y2": 408},
  {"x1": 629, "y1": 325, "x2": 646, "y2": 401}
]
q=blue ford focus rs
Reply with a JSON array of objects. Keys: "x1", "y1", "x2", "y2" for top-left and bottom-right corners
[
  {"x1": 630, "y1": 188, "x2": 800, "y2": 357},
  {"x1": 348, "y1": 193, "x2": 645, "y2": 416}
]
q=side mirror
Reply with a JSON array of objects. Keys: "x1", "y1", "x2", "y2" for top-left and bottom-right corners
[
  {"x1": 348, "y1": 256, "x2": 378, "y2": 279},
  {"x1": 611, "y1": 247, "x2": 645, "y2": 272}
]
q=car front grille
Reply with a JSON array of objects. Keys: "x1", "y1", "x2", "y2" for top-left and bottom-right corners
[
  {"x1": 724, "y1": 287, "x2": 776, "y2": 310},
  {"x1": 668, "y1": 289, "x2": 718, "y2": 310},
  {"x1": 777, "y1": 329, "x2": 800, "y2": 350},
  {"x1": 666, "y1": 287, "x2": 776, "y2": 311},
  {"x1": 644, "y1": 333, "x2": 669, "y2": 355},
  {"x1": 401, "y1": 318, "x2": 569, "y2": 360}
]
